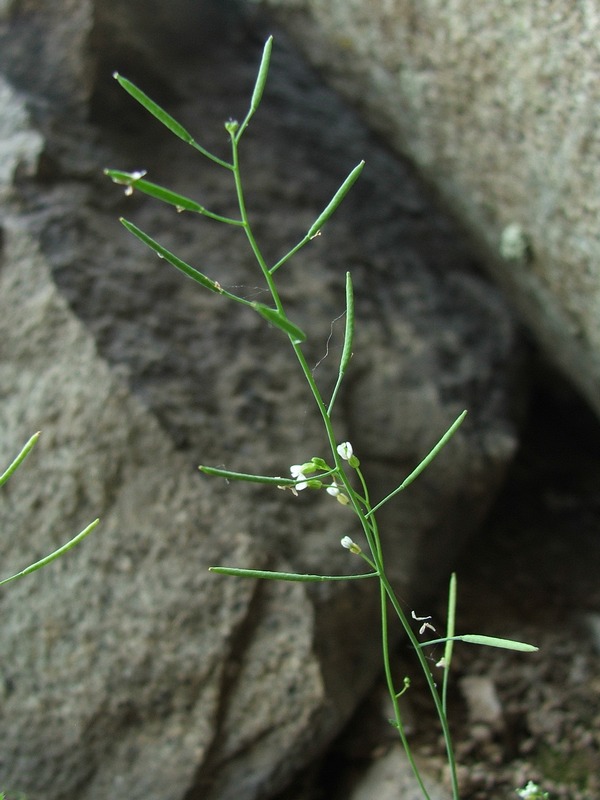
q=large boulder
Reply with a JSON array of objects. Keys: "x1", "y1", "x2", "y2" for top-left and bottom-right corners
[
  {"x1": 0, "y1": 3, "x2": 525, "y2": 798},
  {"x1": 263, "y1": 0, "x2": 600, "y2": 420}
]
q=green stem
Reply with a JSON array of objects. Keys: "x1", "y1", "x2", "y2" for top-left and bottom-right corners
[
  {"x1": 347, "y1": 484, "x2": 455, "y2": 797},
  {"x1": 366, "y1": 410, "x2": 467, "y2": 518},
  {"x1": 270, "y1": 233, "x2": 312, "y2": 274},
  {"x1": 1, "y1": 432, "x2": 40, "y2": 487},
  {"x1": 379, "y1": 568, "x2": 460, "y2": 799},
  {"x1": 230, "y1": 113, "x2": 459, "y2": 800},
  {"x1": 230, "y1": 131, "x2": 343, "y2": 469},
  {"x1": 380, "y1": 580, "x2": 433, "y2": 800},
  {"x1": 209, "y1": 566, "x2": 377, "y2": 582},
  {"x1": 0, "y1": 519, "x2": 100, "y2": 587}
]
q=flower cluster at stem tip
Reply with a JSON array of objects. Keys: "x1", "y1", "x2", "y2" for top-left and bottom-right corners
[{"x1": 289, "y1": 442, "x2": 358, "y2": 504}]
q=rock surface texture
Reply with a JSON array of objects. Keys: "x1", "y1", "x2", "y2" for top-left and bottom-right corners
[
  {"x1": 263, "y1": 0, "x2": 600, "y2": 420},
  {"x1": 1, "y1": 2, "x2": 526, "y2": 799}
]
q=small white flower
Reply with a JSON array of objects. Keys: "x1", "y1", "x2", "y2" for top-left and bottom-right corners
[
  {"x1": 337, "y1": 442, "x2": 353, "y2": 461},
  {"x1": 336, "y1": 441, "x2": 360, "y2": 468},
  {"x1": 516, "y1": 782, "x2": 548, "y2": 799},
  {"x1": 290, "y1": 464, "x2": 308, "y2": 491},
  {"x1": 327, "y1": 480, "x2": 350, "y2": 505},
  {"x1": 340, "y1": 536, "x2": 361, "y2": 554}
]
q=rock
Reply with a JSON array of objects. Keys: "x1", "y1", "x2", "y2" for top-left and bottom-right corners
[
  {"x1": 459, "y1": 675, "x2": 504, "y2": 733},
  {"x1": 0, "y1": 75, "x2": 43, "y2": 195},
  {"x1": 0, "y1": 0, "x2": 95, "y2": 116},
  {"x1": 348, "y1": 747, "x2": 447, "y2": 800},
  {"x1": 579, "y1": 613, "x2": 600, "y2": 655},
  {"x1": 0, "y1": 4, "x2": 527, "y2": 799},
  {"x1": 262, "y1": 0, "x2": 600, "y2": 421}
]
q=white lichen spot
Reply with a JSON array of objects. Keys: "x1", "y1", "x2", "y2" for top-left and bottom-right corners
[{"x1": 500, "y1": 223, "x2": 532, "y2": 262}]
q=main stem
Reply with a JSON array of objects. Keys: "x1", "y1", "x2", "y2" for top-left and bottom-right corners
[
  {"x1": 354, "y1": 482, "x2": 459, "y2": 798},
  {"x1": 231, "y1": 132, "x2": 343, "y2": 469},
  {"x1": 379, "y1": 568, "x2": 460, "y2": 799},
  {"x1": 231, "y1": 130, "x2": 459, "y2": 800}
]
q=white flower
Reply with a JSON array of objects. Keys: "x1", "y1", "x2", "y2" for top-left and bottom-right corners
[
  {"x1": 290, "y1": 464, "x2": 308, "y2": 491},
  {"x1": 336, "y1": 441, "x2": 359, "y2": 468},
  {"x1": 516, "y1": 782, "x2": 548, "y2": 799},
  {"x1": 337, "y1": 442, "x2": 353, "y2": 461},
  {"x1": 340, "y1": 536, "x2": 361, "y2": 554},
  {"x1": 327, "y1": 480, "x2": 350, "y2": 505}
]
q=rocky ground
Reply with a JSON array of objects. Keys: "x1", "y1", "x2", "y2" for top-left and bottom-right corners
[
  {"x1": 276, "y1": 364, "x2": 600, "y2": 798},
  {"x1": 433, "y1": 369, "x2": 600, "y2": 800}
]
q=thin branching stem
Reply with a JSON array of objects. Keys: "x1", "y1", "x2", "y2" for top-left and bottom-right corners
[{"x1": 230, "y1": 112, "x2": 460, "y2": 798}]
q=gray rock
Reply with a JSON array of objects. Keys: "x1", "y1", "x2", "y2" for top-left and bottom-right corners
[
  {"x1": 0, "y1": 76, "x2": 43, "y2": 195},
  {"x1": 579, "y1": 613, "x2": 600, "y2": 655},
  {"x1": 263, "y1": 0, "x2": 600, "y2": 421},
  {"x1": 459, "y1": 675, "x2": 504, "y2": 732},
  {"x1": 348, "y1": 747, "x2": 447, "y2": 800},
  {"x1": 0, "y1": 214, "x2": 375, "y2": 800},
  {"x1": 0, "y1": 4, "x2": 527, "y2": 799}
]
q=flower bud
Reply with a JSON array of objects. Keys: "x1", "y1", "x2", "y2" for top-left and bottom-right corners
[{"x1": 340, "y1": 536, "x2": 361, "y2": 554}]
